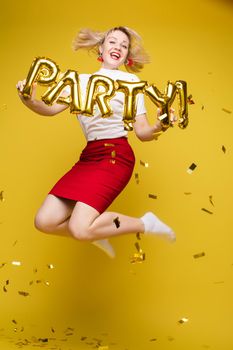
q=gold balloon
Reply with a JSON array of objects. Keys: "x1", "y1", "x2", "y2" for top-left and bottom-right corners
[
  {"x1": 116, "y1": 80, "x2": 146, "y2": 129},
  {"x1": 22, "y1": 57, "x2": 59, "y2": 98},
  {"x1": 83, "y1": 75, "x2": 115, "y2": 118},
  {"x1": 42, "y1": 70, "x2": 82, "y2": 114},
  {"x1": 175, "y1": 80, "x2": 189, "y2": 129},
  {"x1": 144, "y1": 81, "x2": 177, "y2": 129}
]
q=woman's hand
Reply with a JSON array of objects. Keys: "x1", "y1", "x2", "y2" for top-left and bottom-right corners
[
  {"x1": 16, "y1": 79, "x2": 37, "y2": 103},
  {"x1": 156, "y1": 107, "x2": 178, "y2": 131}
]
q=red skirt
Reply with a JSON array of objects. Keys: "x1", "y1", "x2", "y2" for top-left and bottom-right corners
[{"x1": 49, "y1": 137, "x2": 135, "y2": 213}]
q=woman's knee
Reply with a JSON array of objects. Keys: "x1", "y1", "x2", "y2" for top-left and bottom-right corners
[
  {"x1": 34, "y1": 211, "x2": 55, "y2": 233},
  {"x1": 68, "y1": 220, "x2": 92, "y2": 241}
]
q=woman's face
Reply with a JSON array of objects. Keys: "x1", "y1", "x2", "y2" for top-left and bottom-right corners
[{"x1": 99, "y1": 30, "x2": 130, "y2": 69}]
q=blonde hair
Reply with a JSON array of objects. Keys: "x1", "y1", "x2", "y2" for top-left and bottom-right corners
[{"x1": 72, "y1": 26, "x2": 150, "y2": 73}]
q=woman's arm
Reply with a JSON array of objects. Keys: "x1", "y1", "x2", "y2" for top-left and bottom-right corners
[
  {"x1": 16, "y1": 80, "x2": 69, "y2": 116},
  {"x1": 133, "y1": 109, "x2": 176, "y2": 142}
]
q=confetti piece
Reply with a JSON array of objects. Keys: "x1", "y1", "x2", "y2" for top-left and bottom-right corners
[
  {"x1": 130, "y1": 252, "x2": 145, "y2": 264},
  {"x1": 1, "y1": 104, "x2": 7, "y2": 111},
  {"x1": 213, "y1": 281, "x2": 224, "y2": 284},
  {"x1": 3, "y1": 286, "x2": 7, "y2": 292},
  {"x1": 113, "y1": 216, "x2": 120, "y2": 228},
  {"x1": 222, "y1": 108, "x2": 232, "y2": 114},
  {"x1": 44, "y1": 281, "x2": 50, "y2": 286},
  {"x1": 98, "y1": 346, "x2": 109, "y2": 350},
  {"x1": 209, "y1": 195, "x2": 214, "y2": 206},
  {"x1": 12, "y1": 261, "x2": 21, "y2": 266},
  {"x1": 47, "y1": 264, "x2": 55, "y2": 269},
  {"x1": 104, "y1": 143, "x2": 115, "y2": 147},
  {"x1": 135, "y1": 242, "x2": 141, "y2": 252},
  {"x1": 110, "y1": 159, "x2": 116, "y2": 164},
  {"x1": 0, "y1": 191, "x2": 5, "y2": 202},
  {"x1": 178, "y1": 317, "x2": 189, "y2": 324},
  {"x1": 111, "y1": 150, "x2": 116, "y2": 158},
  {"x1": 221, "y1": 145, "x2": 226, "y2": 153},
  {"x1": 167, "y1": 336, "x2": 174, "y2": 341},
  {"x1": 29, "y1": 281, "x2": 33, "y2": 285},
  {"x1": 148, "y1": 194, "x2": 157, "y2": 199},
  {"x1": 18, "y1": 291, "x2": 29, "y2": 297},
  {"x1": 187, "y1": 94, "x2": 195, "y2": 105},
  {"x1": 140, "y1": 160, "x2": 149, "y2": 167},
  {"x1": 135, "y1": 173, "x2": 139, "y2": 184},
  {"x1": 12, "y1": 320, "x2": 17, "y2": 324},
  {"x1": 184, "y1": 192, "x2": 192, "y2": 195},
  {"x1": 12, "y1": 240, "x2": 18, "y2": 247},
  {"x1": 81, "y1": 336, "x2": 87, "y2": 341},
  {"x1": 0, "y1": 263, "x2": 6, "y2": 268},
  {"x1": 149, "y1": 338, "x2": 157, "y2": 342},
  {"x1": 51, "y1": 327, "x2": 55, "y2": 333},
  {"x1": 38, "y1": 338, "x2": 48, "y2": 343},
  {"x1": 193, "y1": 252, "x2": 205, "y2": 259},
  {"x1": 36, "y1": 280, "x2": 42, "y2": 284},
  {"x1": 33, "y1": 268, "x2": 38, "y2": 273},
  {"x1": 136, "y1": 232, "x2": 141, "y2": 240},
  {"x1": 6, "y1": 280, "x2": 9, "y2": 285},
  {"x1": 201, "y1": 208, "x2": 213, "y2": 214},
  {"x1": 201, "y1": 105, "x2": 204, "y2": 110},
  {"x1": 187, "y1": 163, "x2": 197, "y2": 174}
]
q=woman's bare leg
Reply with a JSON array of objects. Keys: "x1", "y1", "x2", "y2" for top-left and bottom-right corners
[
  {"x1": 68, "y1": 202, "x2": 175, "y2": 241},
  {"x1": 34, "y1": 194, "x2": 76, "y2": 236}
]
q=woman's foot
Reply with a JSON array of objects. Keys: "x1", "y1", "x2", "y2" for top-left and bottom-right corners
[
  {"x1": 92, "y1": 239, "x2": 116, "y2": 258},
  {"x1": 140, "y1": 212, "x2": 176, "y2": 242}
]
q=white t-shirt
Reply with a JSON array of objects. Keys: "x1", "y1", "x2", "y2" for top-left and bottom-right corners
[{"x1": 66, "y1": 68, "x2": 147, "y2": 141}]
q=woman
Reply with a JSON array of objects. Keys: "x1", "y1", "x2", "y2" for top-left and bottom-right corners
[{"x1": 16, "y1": 26, "x2": 176, "y2": 258}]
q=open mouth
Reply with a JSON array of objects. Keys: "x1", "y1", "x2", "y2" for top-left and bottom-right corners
[{"x1": 110, "y1": 52, "x2": 121, "y2": 60}]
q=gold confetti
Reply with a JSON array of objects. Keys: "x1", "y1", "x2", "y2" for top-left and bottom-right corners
[
  {"x1": 113, "y1": 216, "x2": 120, "y2": 228},
  {"x1": 140, "y1": 160, "x2": 149, "y2": 167},
  {"x1": 201, "y1": 105, "x2": 204, "y2": 110},
  {"x1": 187, "y1": 163, "x2": 197, "y2": 174},
  {"x1": 33, "y1": 268, "x2": 38, "y2": 273},
  {"x1": 3, "y1": 286, "x2": 7, "y2": 292},
  {"x1": 12, "y1": 320, "x2": 17, "y2": 324},
  {"x1": 130, "y1": 252, "x2": 145, "y2": 264},
  {"x1": 222, "y1": 108, "x2": 232, "y2": 114},
  {"x1": 51, "y1": 327, "x2": 55, "y2": 333},
  {"x1": 136, "y1": 232, "x2": 141, "y2": 240},
  {"x1": 135, "y1": 242, "x2": 141, "y2": 252},
  {"x1": 104, "y1": 143, "x2": 115, "y2": 147},
  {"x1": 148, "y1": 194, "x2": 157, "y2": 199},
  {"x1": 12, "y1": 240, "x2": 18, "y2": 247},
  {"x1": 201, "y1": 208, "x2": 213, "y2": 214},
  {"x1": 135, "y1": 173, "x2": 139, "y2": 184},
  {"x1": 44, "y1": 281, "x2": 50, "y2": 286},
  {"x1": 184, "y1": 192, "x2": 192, "y2": 195},
  {"x1": 98, "y1": 346, "x2": 109, "y2": 350},
  {"x1": 38, "y1": 338, "x2": 48, "y2": 342},
  {"x1": 167, "y1": 336, "x2": 174, "y2": 341},
  {"x1": 193, "y1": 252, "x2": 205, "y2": 259},
  {"x1": 6, "y1": 280, "x2": 9, "y2": 285},
  {"x1": 0, "y1": 191, "x2": 5, "y2": 202},
  {"x1": 187, "y1": 94, "x2": 195, "y2": 105},
  {"x1": 0, "y1": 263, "x2": 6, "y2": 268},
  {"x1": 29, "y1": 281, "x2": 33, "y2": 285},
  {"x1": 209, "y1": 195, "x2": 214, "y2": 206},
  {"x1": 81, "y1": 336, "x2": 87, "y2": 341},
  {"x1": 111, "y1": 150, "x2": 116, "y2": 158},
  {"x1": 18, "y1": 291, "x2": 29, "y2": 297},
  {"x1": 47, "y1": 264, "x2": 55, "y2": 269},
  {"x1": 178, "y1": 317, "x2": 189, "y2": 324},
  {"x1": 149, "y1": 338, "x2": 157, "y2": 342},
  {"x1": 213, "y1": 281, "x2": 224, "y2": 284},
  {"x1": 12, "y1": 261, "x2": 21, "y2": 266},
  {"x1": 1, "y1": 104, "x2": 7, "y2": 111},
  {"x1": 221, "y1": 145, "x2": 226, "y2": 153}
]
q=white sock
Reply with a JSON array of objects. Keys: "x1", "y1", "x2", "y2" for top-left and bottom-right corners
[
  {"x1": 140, "y1": 212, "x2": 176, "y2": 242},
  {"x1": 92, "y1": 239, "x2": 116, "y2": 258}
]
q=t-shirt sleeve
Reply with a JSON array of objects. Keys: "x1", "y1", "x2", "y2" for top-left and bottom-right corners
[{"x1": 130, "y1": 74, "x2": 147, "y2": 116}]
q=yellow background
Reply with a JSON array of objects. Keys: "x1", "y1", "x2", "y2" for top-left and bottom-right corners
[{"x1": 1, "y1": 0, "x2": 233, "y2": 349}]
